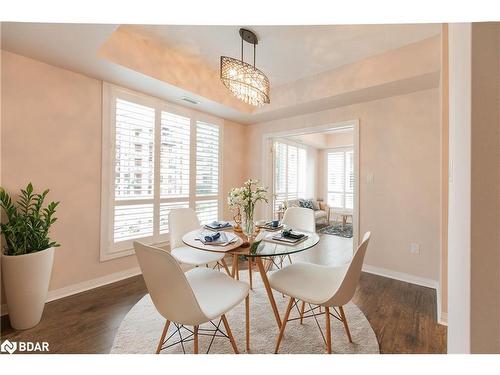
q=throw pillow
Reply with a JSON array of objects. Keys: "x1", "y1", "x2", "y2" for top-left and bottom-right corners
[
  {"x1": 299, "y1": 199, "x2": 315, "y2": 210},
  {"x1": 311, "y1": 200, "x2": 320, "y2": 211}
]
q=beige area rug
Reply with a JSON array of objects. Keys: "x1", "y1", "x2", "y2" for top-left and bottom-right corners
[{"x1": 111, "y1": 270, "x2": 379, "y2": 354}]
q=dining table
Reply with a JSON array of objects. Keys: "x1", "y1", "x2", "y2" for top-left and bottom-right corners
[{"x1": 182, "y1": 225, "x2": 320, "y2": 349}]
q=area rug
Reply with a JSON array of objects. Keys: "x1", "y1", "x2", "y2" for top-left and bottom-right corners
[
  {"x1": 318, "y1": 222, "x2": 353, "y2": 238},
  {"x1": 111, "y1": 270, "x2": 379, "y2": 354}
]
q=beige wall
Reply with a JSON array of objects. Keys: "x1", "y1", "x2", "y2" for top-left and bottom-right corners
[
  {"x1": 222, "y1": 120, "x2": 248, "y2": 220},
  {"x1": 469, "y1": 22, "x2": 500, "y2": 354},
  {"x1": 248, "y1": 89, "x2": 441, "y2": 281},
  {"x1": 0, "y1": 51, "x2": 247, "y2": 308}
]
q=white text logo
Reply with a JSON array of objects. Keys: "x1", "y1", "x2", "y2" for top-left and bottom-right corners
[{"x1": 1, "y1": 339, "x2": 49, "y2": 354}]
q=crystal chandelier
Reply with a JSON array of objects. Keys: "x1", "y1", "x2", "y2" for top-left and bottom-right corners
[{"x1": 220, "y1": 28, "x2": 270, "y2": 106}]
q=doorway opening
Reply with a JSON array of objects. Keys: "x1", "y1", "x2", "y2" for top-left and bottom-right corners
[{"x1": 261, "y1": 120, "x2": 360, "y2": 251}]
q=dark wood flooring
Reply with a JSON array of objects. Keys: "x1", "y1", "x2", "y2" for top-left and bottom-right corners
[{"x1": 0, "y1": 270, "x2": 446, "y2": 354}]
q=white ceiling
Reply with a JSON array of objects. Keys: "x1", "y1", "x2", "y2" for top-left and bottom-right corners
[
  {"x1": 128, "y1": 24, "x2": 441, "y2": 86},
  {"x1": 1, "y1": 23, "x2": 441, "y2": 123}
]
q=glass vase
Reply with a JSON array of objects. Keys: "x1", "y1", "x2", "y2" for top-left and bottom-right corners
[{"x1": 242, "y1": 209, "x2": 255, "y2": 241}]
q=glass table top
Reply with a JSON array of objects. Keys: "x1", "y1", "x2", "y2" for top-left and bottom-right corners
[
  {"x1": 246, "y1": 230, "x2": 320, "y2": 258},
  {"x1": 182, "y1": 228, "x2": 320, "y2": 257}
]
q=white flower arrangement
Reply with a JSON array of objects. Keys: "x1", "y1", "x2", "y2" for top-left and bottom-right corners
[
  {"x1": 228, "y1": 179, "x2": 268, "y2": 237},
  {"x1": 227, "y1": 179, "x2": 268, "y2": 215}
]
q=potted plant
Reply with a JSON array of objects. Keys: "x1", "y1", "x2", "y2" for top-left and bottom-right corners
[{"x1": 0, "y1": 183, "x2": 60, "y2": 330}]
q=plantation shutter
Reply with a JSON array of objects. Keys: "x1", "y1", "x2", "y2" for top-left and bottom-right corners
[
  {"x1": 273, "y1": 141, "x2": 308, "y2": 215},
  {"x1": 102, "y1": 84, "x2": 223, "y2": 258},
  {"x1": 113, "y1": 98, "x2": 155, "y2": 244},
  {"x1": 326, "y1": 148, "x2": 353, "y2": 210},
  {"x1": 298, "y1": 148, "x2": 307, "y2": 197},
  {"x1": 158, "y1": 111, "x2": 191, "y2": 235},
  {"x1": 195, "y1": 121, "x2": 220, "y2": 224},
  {"x1": 274, "y1": 142, "x2": 287, "y2": 212}
]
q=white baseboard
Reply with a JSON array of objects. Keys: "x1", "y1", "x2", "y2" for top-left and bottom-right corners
[
  {"x1": 436, "y1": 285, "x2": 448, "y2": 326},
  {"x1": 362, "y1": 264, "x2": 438, "y2": 289},
  {"x1": 439, "y1": 312, "x2": 448, "y2": 326},
  {"x1": 1, "y1": 266, "x2": 142, "y2": 317}
]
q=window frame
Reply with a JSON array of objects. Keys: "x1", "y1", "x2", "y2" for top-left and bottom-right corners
[
  {"x1": 325, "y1": 146, "x2": 354, "y2": 211},
  {"x1": 100, "y1": 83, "x2": 223, "y2": 261}
]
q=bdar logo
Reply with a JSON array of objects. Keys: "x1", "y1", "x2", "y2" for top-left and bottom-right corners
[{"x1": 1, "y1": 339, "x2": 17, "y2": 354}]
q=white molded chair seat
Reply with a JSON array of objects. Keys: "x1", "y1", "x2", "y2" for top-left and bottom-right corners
[
  {"x1": 268, "y1": 232, "x2": 371, "y2": 354},
  {"x1": 268, "y1": 263, "x2": 348, "y2": 305},
  {"x1": 171, "y1": 246, "x2": 225, "y2": 267},
  {"x1": 169, "y1": 208, "x2": 226, "y2": 269},
  {"x1": 187, "y1": 267, "x2": 249, "y2": 320},
  {"x1": 133, "y1": 241, "x2": 249, "y2": 354}
]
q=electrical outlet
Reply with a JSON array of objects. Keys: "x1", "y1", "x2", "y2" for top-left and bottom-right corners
[
  {"x1": 410, "y1": 243, "x2": 420, "y2": 254},
  {"x1": 366, "y1": 172, "x2": 374, "y2": 184}
]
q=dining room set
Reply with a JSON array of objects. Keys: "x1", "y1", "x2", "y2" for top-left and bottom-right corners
[{"x1": 133, "y1": 179, "x2": 371, "y2": 354}]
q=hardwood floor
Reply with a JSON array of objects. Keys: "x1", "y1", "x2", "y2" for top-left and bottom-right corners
[
  {"x1": 1, "y1": 275, "x2": 146, "y2": 354},
  {"x1": 0, "y1": 234, "x2": 447, "y2": 354}
]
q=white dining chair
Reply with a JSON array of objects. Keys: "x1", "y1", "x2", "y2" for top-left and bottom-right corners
[
  {"x1": 282, "y1": 206, "x2": 316, "y2": 232},
  {"x1": 169, "y1": 208, "x2": 231, "y2": 274},
  {"x1": 134, "y1": 241, "x2": 250, "y2": 354},
  {"x1": 268, "y1": 232, "x2": 371, "y2": 354},
  {"x1": 271, "y1": 206, "x2": 316, "y2": 269}
]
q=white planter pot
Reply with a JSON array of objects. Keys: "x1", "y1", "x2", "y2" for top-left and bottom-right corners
[{"x1": 1, "y1": 247, "x2": 54, "y2": 330}]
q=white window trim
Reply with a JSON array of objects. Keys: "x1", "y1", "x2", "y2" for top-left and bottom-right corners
[
  {"x1": 100, "y1": 83, "x2": 223, "y2": 261},
  {"x1": 324, "y1": 146, "x2": 354, "y2": 212}
]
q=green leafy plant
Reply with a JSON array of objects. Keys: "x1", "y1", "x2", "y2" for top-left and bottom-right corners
[{"x1": 0, "y1": 183, "x2": 60, "y2": 256}]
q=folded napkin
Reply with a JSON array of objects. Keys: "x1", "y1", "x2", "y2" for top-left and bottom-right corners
[
  {"x1": 204, "y1": 232, "x2": 221, "y2": 242},
  {"x1": 205, "y1": 221, "x2": 231, "y2": 229},
  {"x1": 282, "y1": 229, "x2": 305, "y2": 240}
]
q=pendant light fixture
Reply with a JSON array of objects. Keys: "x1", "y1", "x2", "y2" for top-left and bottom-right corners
[{"x1": 220, "y1": 28, "x2": 270, "y2": 106}]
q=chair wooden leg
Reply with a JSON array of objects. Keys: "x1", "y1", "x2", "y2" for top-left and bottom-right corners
[
  {"x1": 300, "y1": 301, "x2": 306, "y2": 324},
  {"x1": 193, "y1": 325, "x2": 199, "y2": 354},
  {"x1": 248, "y1": 258, "x2": 253, "y2": 290},
  {"x1": 221, "y1": 314, "x2": 239, "y2": 354},
  {"x1": 245, "y1": 295, "x2": 250, "y2": 351},
  {"x1": 156, "y1": 320, "x2": 170, "y2": 354},
  {"x1": 325, "y1": 307, "x2": 332, "y2": 354},
  {"x1": 274, "y1": 297, "x2": 295, "y2": 354},
  {"x1": 220, "y1": 258, "x2": 231, "y2": 276},
  {"x1": 339, "y1": 306, "x2": 353, "y2": 343},
  {"x1": 265, "y1": 257, "x2": 274, "y2": 272}
]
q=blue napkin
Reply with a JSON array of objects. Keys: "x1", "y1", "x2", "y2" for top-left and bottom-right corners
[
  {"x1": 204, "y1": 232, "x2": 221, "y2": 242},
  {"x1": 208, "y1": 221, "x2": 230, "y2": 229}
]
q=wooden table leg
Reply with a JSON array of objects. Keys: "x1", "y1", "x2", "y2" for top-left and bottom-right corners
[
  {"x1": 255, "y1": 257, "x2": 282, "y2": 328},
  {"x1": 248, "y1": 258, "x2": 253, "y2": 290},
  {"x1": 231, "y1": 253, "x2": 239, "y2": 279},
  {"x1": 235, "y1": 255, "x2": 240, "y2": 280},
  {"x1": 245, "y1": 295, "x2": 250, "y2": 351}
]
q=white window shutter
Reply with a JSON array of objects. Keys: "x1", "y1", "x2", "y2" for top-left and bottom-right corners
[
  {"x1": 102, "y1": 85, "x2": 223, "y2": 258},
  {"x1": 273, "y1": 141, "x2": 308, "y2": 214},
  {"x1": 327, "y1": 148, "x2": 353, "y2": 210},
  {"x1": 113, "y1": 99, "x2": 155, "y2": 244},
  {"x1": 160, "y1": 112, "x2": 190, "y2": 199},
  {"x1": 195, "y1": 121, "x2": 220, "y2": 224}
]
